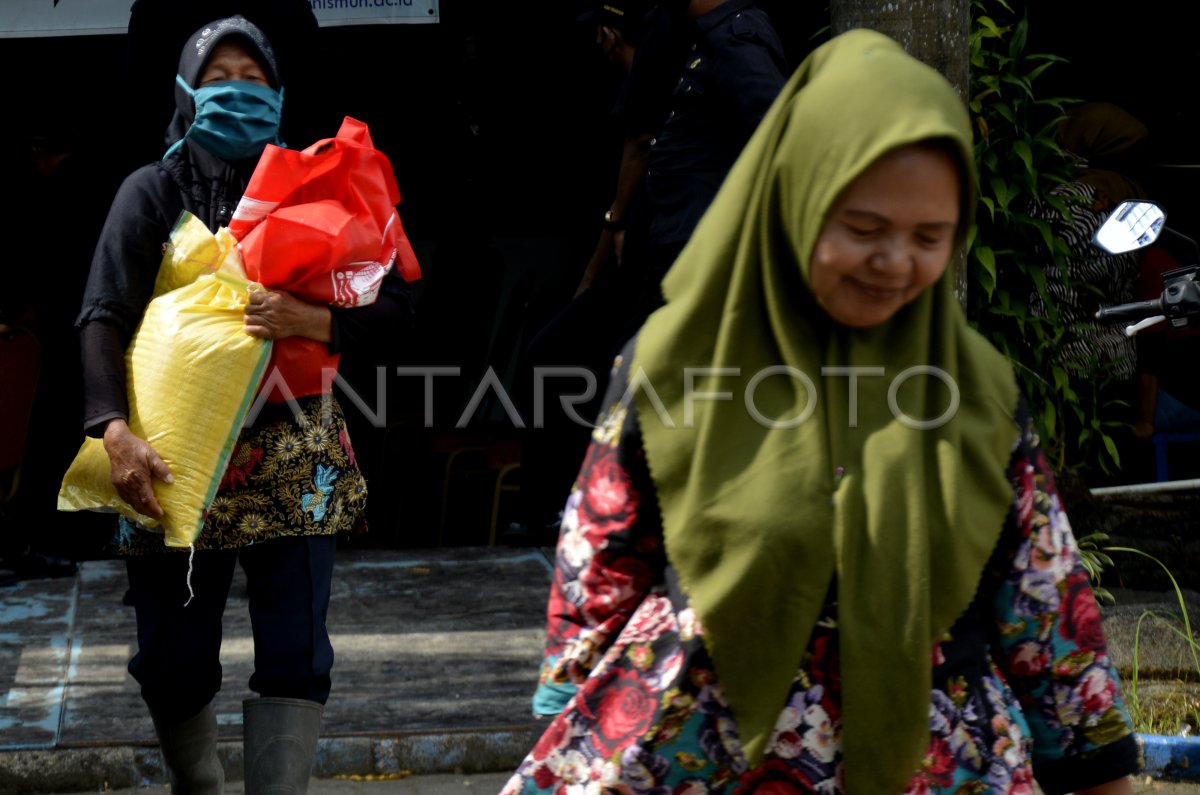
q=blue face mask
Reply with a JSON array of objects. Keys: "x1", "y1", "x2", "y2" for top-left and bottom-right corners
[{"x1": 165, "y1": 76, "x2": 284, "y2": 161}]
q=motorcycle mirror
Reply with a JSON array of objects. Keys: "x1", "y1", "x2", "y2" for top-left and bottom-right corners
[{"x1": 1094, "y1": 200, "x2": 1166, "y2": 254}]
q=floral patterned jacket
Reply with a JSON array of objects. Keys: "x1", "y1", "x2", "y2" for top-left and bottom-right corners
[{"x1": 503, "y1": 360, "x2": 1140, "y2": 795}]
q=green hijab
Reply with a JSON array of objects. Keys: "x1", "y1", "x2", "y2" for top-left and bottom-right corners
[{"x1": 631, "y1": 29, "x2": 1018, "y2": 792}]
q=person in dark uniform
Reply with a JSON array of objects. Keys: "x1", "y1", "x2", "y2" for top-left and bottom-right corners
[
  {"x1": 575, "y1": 1, "x2": 687, "y2": 298},
  {"x1": 619, "y1": 0, "x2": 788, "y2": 327},
  {"x1": 503, "y1": 0, "x2": 788, "y2": 546}
]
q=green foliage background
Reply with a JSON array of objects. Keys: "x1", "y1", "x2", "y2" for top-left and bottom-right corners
[{"x1": 966, "y1": 0, "x2": 1126, "y2": 475}]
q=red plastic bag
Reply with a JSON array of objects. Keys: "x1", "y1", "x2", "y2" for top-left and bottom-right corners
[{"x1": 230, "y1": 117, "x2": 420, "y2": 400}]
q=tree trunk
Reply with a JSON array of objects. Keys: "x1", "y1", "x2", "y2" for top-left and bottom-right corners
[
  {"x1": 830, "y1": 0, "x2": 970, "y2": 99},
  {"x1": 830, "y1": 0, "x2": 971, "y2": 302}
]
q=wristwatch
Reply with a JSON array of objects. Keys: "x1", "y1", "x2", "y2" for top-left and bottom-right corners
[{"x1": 603, "y1": 209, "x2": 625, "y2": 232}]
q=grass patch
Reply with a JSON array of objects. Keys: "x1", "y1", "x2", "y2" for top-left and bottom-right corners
[{"x1": 1107, "y1": 545, "x2": 1200, "y2": 735}]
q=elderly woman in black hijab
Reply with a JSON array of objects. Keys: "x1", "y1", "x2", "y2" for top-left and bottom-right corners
[{"x1": 76, "y1": 16, "x2": 410, "y2": 793}]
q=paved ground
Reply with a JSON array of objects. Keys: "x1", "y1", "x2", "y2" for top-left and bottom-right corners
[
  {"x1": 6, "y1": 547, "x2": 1200, "y2": 793},
  {"x1": 1129, "y1": 780, "x2": 1200, "y2": 794},
  {"x1": 0, "y1": 547, "x2": 551, "y2": 793}
]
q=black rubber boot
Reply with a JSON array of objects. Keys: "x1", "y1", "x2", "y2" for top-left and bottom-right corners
[
  {"x1": 149, "y1": 702, "x2": 224, "y2": 794},
  {"x1": 242, "y1": 697, "x2": 323, "y2": 795}
]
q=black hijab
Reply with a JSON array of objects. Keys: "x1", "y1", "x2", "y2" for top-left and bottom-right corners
[
  {"x1": 159, "y1": 15, "x2": 282, "y2": 230},
  {"x1": 165, "y1": 15, "x2": 282, "y2": 150},
  {"x1": 121, "y1": 0, "x2": 320, "y2": 171}
]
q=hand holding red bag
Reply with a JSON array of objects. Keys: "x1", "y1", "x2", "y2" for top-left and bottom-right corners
[{"x1": 230, "y1": 116, "x2": 420, "y2": 400}]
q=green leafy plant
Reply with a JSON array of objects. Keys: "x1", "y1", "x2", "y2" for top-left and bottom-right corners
[
  {"x1": 1076, "y1": 532, "x2": 1115, "y2": 605},
  {"x1": 966, "y1": 0, "x2": 1125, "y2": 474}
]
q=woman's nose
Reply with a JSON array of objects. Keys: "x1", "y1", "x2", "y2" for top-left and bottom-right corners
[{"x1": 868, "y1": 236, "x2": 909, "y2": 272}]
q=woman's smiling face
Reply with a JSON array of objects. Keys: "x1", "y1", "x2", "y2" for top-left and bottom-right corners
[{"x1": 808, "y1": 142, "x2": 962, "y2": 328}]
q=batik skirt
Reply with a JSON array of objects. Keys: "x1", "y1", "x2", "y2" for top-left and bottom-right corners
[{"x1": 115, "y1": 394, "x2": 368, "y2": 555}]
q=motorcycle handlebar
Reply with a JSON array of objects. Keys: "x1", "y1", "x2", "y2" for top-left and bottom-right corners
[{"x1": 1094, "y1": 298, "x2": 1164, "y2": 322}]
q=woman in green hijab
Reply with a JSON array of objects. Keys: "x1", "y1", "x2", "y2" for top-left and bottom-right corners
[{"x1": 502, "y1": 29, "x2": 1138, "y2": 795}]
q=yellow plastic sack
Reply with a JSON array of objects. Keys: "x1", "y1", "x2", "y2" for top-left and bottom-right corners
[
  {"x1": 152, "y1": 210, "x2": 246, "y2": 294},
  {"x1": 58, "y1": 212, "x2": 269, "y2": 547}
]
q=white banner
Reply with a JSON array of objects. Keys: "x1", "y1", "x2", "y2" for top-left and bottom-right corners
[
  {"x1": 309, "y1": 0, "x2": 439, "y2": 27},
  {"x1": 0, "y1": 0, "x2": 439, "y2": 38}
]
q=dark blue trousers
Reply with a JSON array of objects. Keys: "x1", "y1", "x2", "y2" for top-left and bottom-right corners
[{"x1": 125, "y1": 535, "x2": 336, "y2": 722}]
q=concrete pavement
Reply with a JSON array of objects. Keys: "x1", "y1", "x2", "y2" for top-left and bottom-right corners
[
  {"x1": 6, "y1": 543, "x2": 1200, "y2": 792},
  {"x1": 0, "y1": 546, "x2": 551, "y2": 793}
]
